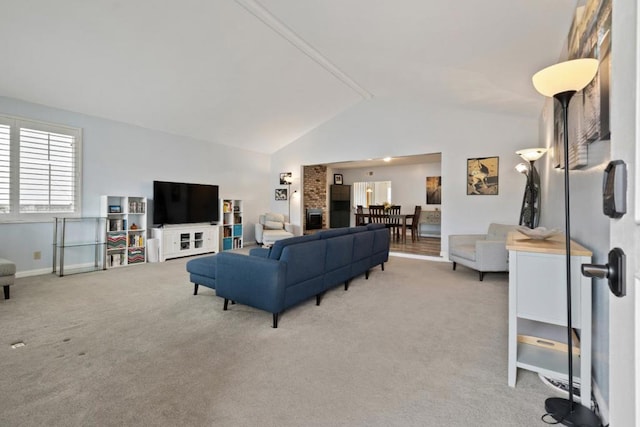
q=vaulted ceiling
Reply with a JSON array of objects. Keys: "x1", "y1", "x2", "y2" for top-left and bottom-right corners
[{"x1": 0, "y1": 1, "x2": 577, "y2": 154}]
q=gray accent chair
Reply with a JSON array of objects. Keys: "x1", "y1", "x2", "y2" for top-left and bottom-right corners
[{"x1": 448, "y1": 223, "x2": 517, "y2": 281}]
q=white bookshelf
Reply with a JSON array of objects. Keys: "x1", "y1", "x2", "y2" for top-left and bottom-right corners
[{"x1": 100, "y1": 195, "x2": 147, "y2": 268}]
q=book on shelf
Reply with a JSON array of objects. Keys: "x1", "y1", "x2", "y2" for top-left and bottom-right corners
[{"x1": 109, "y1": 219, "x2": 123, "y2": 231}]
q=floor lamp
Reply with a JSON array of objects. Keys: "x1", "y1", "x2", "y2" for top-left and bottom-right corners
[
  {"x1": 532, "y1": 58, "x2": 600, "y2": 426},
  {"x1": 283, "y1": 174, "x2": 293, "y2": 221},
  {"x1": 516, "y1": 148, "x2": 547, "y2": 228}
]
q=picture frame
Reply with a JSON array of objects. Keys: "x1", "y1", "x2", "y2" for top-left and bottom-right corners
[
  {"x1": 275, "y1": 188, "x2": 288, "y2": 201},
  {"x1": 426, "y1": 176, "x2": 442, "y2": 204},
  {"x1": 467, "y1": 156, "x2": 499, "y2": 195},
  {"x1": 279, "y1": 172, "x2": 292, "y2": 185},
  {"x1": 334, "y1": 174, "x2": 343, "y2": 185},
  {"x1": 108, "y1": 205, "x2": 122, "y2": 213}
]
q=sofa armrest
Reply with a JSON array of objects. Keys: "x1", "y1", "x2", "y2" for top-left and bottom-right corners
[
  {"x1": 448, "y1": 234, "x2": 486, "y2": 247},
  {"x1": 216, "y1": 252, "x2": 286, "y2": 314},
  {"x1": 475, "y1": 240, "x2": 509, "y2": 271},
  {"x1": 255, "y1": 223, "x2": 265, "y2": 244}
]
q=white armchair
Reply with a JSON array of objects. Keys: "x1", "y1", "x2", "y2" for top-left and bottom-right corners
[
  {"x1": 255, "y1": 213, "x2": 294, "y2": 246},
  {"x1": 448, "y1": 223, "x2": 517, "y2": 281}
]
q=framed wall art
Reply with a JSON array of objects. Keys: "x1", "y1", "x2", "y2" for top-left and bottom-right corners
[
  {"x1": 426, "y1": 176, "x2": 442, "y2": 204},
  {"x1": 467, "y1": 157, "x2": 499, "y2": 195},
  {"x1": 279, "y1": 172, "x2": 292, "y2": 185},
  {"x1": 334, "y1": 174, "x2": 343, "y2": 185},
  {"x1": 275, "y1": 188, "x2": 288, "y2": 201}
]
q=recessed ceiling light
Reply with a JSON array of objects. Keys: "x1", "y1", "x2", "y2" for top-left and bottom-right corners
[{"x1": 383, "y1": 157, "x2": 392, "y2": 162}]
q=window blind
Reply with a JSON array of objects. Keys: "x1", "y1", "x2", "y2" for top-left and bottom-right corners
[
  {"x1": 0, "y1": 124, "x2": 10, "y2": 213},
  {"x1": 19, "y1": 127, "x2": 76, "y2": 213}
]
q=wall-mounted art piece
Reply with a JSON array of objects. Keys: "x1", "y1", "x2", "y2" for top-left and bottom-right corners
[
  {"x1": 279, "y1": 172, "x2": 292, "y2": 185},
  {"x1": 426, "y1": 176, "x2": 442, "y2": 204},
  {"x1": 275, "y1": 188, "x2": 288, "y2": 201},
  {"x1": 467, "y1": 157, "x2": 499, "y2": 195},
  {"x1": 561, "y1": 0, "x2": 611, "y2": 168}
]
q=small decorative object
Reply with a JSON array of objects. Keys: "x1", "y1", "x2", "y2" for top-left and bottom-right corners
[
  {"x1": 516, "y1": 226, "x2": 562, "y2": 240},
  {"x1": 467, "y1": 156, "x2": 499, "y2": 195},
  {"x1": 334, "y1": 174, "x2": 343, "y2": 185},
  {"x1": 108, "y1": 205, "x2": 121, "y2": 213},
  {"x1": 275, "y1": 188, "x2": 288, "y2": 201},
  {"x1": 130, "y1": 223, "x2": 138, "y2": 230},
  {"x1": 279, "y1": 172, "x2": 292, "y2": 185},
  {"x1": 382, "y1": 201, "x2": 392, "y2": 212},
  {"x1": 426, "y1": 176, "x2": 441, "y2": 204}
]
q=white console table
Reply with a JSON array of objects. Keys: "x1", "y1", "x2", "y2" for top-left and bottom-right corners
[
  {"x1": 506, "y1": 231, "x2": 592, "y2": 407},
  {"x1": 151, "y1": 224, "x2": 219, "y2": 261}
]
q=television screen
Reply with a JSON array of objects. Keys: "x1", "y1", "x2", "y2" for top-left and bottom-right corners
[{"x1": 153, "y1": 181, "x2": 219, "y2": 225}]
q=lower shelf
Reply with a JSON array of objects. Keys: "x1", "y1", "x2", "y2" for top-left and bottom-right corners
[{"x1": 516, "y1": 342, "x2": 581, "y2": 382}]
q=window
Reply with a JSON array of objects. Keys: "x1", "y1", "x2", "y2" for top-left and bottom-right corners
[
  {"x1": 0, "y1": 115, "x2": 82, "y2": 222},
  {"x1": 352, "y1": 181, "x2": 392, "y2": 207}
]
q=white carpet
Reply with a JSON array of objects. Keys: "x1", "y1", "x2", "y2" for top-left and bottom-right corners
[{"x1": 0, "y1": 255, "x2": 558, "y2": 426}]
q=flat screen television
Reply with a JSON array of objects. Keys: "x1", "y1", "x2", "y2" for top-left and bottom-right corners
[{"x1": 153, "y1": 180, "x2": 219, "y2": 225}]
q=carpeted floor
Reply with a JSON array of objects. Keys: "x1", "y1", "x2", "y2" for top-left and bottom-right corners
[{"x1": 0, "y1": 255, "x2": 557, "y2": 426}]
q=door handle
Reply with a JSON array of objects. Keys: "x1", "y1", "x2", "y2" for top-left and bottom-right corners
[{"x1": 581, "y1": 247, "x2": 626, "y2": 297}]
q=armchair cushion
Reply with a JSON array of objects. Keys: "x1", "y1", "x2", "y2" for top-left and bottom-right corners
[{"x1": 264, "y1": 220, "x2": 284, "y2": 230}]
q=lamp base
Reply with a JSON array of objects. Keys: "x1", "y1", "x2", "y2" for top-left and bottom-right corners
[{"x1": 544, "y1": 397, "x2": 601, "y2": 426}]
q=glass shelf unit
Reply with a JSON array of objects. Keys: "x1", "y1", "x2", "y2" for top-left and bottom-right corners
[{"x1": 53, "y1": 217, "x2": 107, "y2": 277}]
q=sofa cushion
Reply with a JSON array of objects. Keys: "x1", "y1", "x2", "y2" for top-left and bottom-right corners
[
  {"x1": 317, "y1": 227, "x2": 350, "y2": 239},
  {"x1": 449, "y1": 243, "x2": 476, "y2": 261},
  {"x1": 268, "y1": 233, "x2": 320, "y2": 260},
  {"x1": 186, "y1": 255, "x2": 218, "y2": 278},
  {"x1": 264, "y1": 220, "x2": 284, "y2": 230},
  {"x1": 349, "y1": 226, "x2": 368, "y2": 234},
  {"x1": 366, "y1": 223, "x2": 386, "y2": 231}
]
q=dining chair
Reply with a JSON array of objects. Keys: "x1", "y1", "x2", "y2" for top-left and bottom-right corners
[
  {"x1": 408, "y1": 205, "x2": 422, "y2": 242},
  {"x1": 368, "y1": 205, "x2": 385, "y2": 224},
  {"x1": 355, "y1": 205, "x2": 366, "y2": 226},
  {"x1": 386, "y1": 205, "x2": 402, "y2": 240}
]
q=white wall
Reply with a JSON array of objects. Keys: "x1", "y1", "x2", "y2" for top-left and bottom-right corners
[
  {"x1": 271, "y1": 97, "x2": 538, "y2": 254},
  {"x1": 0, "y1": 96, "x2": 271, "y2": 274}
]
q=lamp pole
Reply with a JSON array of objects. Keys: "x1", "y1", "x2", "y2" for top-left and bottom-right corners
[{"x1": 532, "y1": 58, "x2": 600, "y2": 427}]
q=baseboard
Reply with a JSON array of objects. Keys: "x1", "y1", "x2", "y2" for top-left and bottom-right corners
[
  {"x1": 592, "y1": 379, "x2": 609, "y2": 426},
  {"x1": 16, "y1": 267, "x2": 53, "y2": 278}
]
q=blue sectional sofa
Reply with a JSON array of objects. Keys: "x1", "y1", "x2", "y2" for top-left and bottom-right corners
[{"x1": 185, "y1": 223, "x2": 389, "y2": 327}]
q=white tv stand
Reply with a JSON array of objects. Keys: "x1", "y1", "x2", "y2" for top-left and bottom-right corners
[{"x1": 151, "y1": 224, "x2": 219, "y2": 261}]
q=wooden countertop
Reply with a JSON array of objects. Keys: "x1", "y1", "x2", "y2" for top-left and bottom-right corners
[{"x1": 506, "y1": 231, "x2": 592, "y2": 256}]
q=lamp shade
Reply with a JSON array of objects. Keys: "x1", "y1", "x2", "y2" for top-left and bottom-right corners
[
  {"x1": 532, "y1": 58, "x2": 599, "y2": 97},
  {"x1": 516, "y1": 148, "x2": 548, "y2": 162},
  {"x1": 515, "y1": 163, "x2": 529, "y2": 174}
]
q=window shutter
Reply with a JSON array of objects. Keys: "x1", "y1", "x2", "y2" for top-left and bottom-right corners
[
  {"x1": 0, "y1": 124, "x2": 9, "y2": 213},
  {"x1": 19, "y1": 127, "x2": 76, "y2": 213}
]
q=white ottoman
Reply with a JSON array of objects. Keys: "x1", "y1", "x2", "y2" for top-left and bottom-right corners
[{"x1": 0, "y1": 258, "x2": 16, "y2": 300}]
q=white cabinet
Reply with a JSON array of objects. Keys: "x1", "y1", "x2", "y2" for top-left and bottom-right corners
[
  {"x1": 221, "y1": 199, "x2": 243, "y2": 251},
  {"x1": 100, "y1": 195, "x2": 147, "y2": 268},
  {"x1": 506, "y1": 231, "x2": 592, "y2": 407},
  {"x1": 151, "y1": 224, "x2": 219, "y2": 261},
  {"x1": 419, "y1": 210, "x2": 441, "y2": 237}
]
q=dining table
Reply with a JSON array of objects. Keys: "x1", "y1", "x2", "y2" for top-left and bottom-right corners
[{"x1": 354, "y1": 212, "x2": 414, "y2": 244}]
